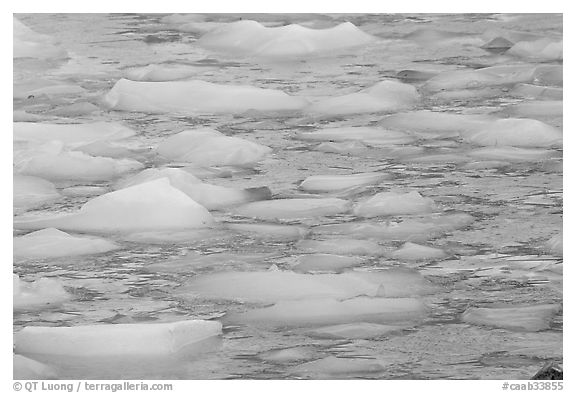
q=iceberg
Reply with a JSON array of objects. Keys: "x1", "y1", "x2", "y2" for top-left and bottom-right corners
[
  {"x1": 462, "y1": 304, "x2": 561, "y2": 332},
  {"x1": 198, "y1": 20, "x2": 375, "y2": 58},
  {"x1": 14, "y1": 121, "x2": 135, "y2": 146},
  {"x1": 354, "y1": 191, "x2": 437, "y2": 217},
  {"x1": 104, "y1": 78, "x2": 308, "y2": 114},
  {"x1": 233, "y1": 197, "x2": 350, "y2": 220},
  {"x1": 464, "y1": 119, "x2": 562, "y2": 147},
  {"x1": 14, "y1": 175, "x2": 60, "y2": 212},
  {"x1": 156, "y1": 128, "x2": 272, "y2": 167},
  {"x1": 14, "y1": 178, "x2": 214, "y2": 234},
  {"x1": 178, "y1": 269, "x2": 436, "y2": 303},
  {"x1": 13, "y1": 274, "x2": 70, "y2": 311},
  {"x1": 15, "y1": 143, "x2": 144, "y2": 183},
  {"x1": 14, "y1": 320, "x2": 222, "y2": 357},
  {"x1": 226, "y1": 297, "x2": 427, "y2": 327},
  {"x1": 308, "y1": 80, "x2": 419, "y2": 116},
  {"x1": 300, "y1": 172, "x2": 389, "y2": 193},
  {"x1": 14, "y1": 228, "x2": 119, "y2": 261},
  {"x1": 115, "y1": 168, "x2": 271, "y2": 210}
]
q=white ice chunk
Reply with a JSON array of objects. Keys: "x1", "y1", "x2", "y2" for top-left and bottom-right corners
[
  {"x1": 156, "y1": 128, "x2": 271, "y2": 167},
  {"x1": 468, "y1": 146, "x2": 559, "y2": 162},
  {"x1": 14, "y1": 122, "x2": 135, "y2": 146},
  {"x1": 547, "y1": 233, "x2": 562, "y2": 256},
  {"x1": 13, "y1": 274, "x2": 70, "y2": 311},
  {"x1": 354, "y1": 191, "x2": 437, "y2": 217},
  {"x1": 226, "y1": 223, "x2": 307, "y2": 241},
  {"x1": 290, "y1": 356, "x2": 387, "y2": 378},
  {"x1": 178, "y1": 269, "x2": 436, "y2": 303},
  {"x1": 14, "y1": 178, "x2": 214, "y2": 234},
  {"x1": 198, "y1": 20, "x2": 375, "y2": 58},
  {"x1": 14, "y1": 228, "x2": 119, "y2": 260},
  {"x1": 13, "y1": 17, "x2": 67, "y2": 60},
  {"x1": 296, "y1": 239, "x2": 386, "y2": 256},
  {"x1": 508, "y1": 39, "x2": 563, "y2": 61},
  {"x1": 306, "y1": 322, "x2": 409, "y2": 339},
  {"x1": 124, "y1": 64, "x2": 202, "y2": 82},
  {"x1": 464, "y1": 118, "x2": 562, "y2": 148},
  {"x1": 300, "y1": 172, "x2": 389, "y2": 193},
  {"x1": 297, "y1": 127, "x2": 414, "y2": 144},
  {"x1": 104, "y1": 78, "x2": 308, "y2": 114},
  {"x1": 308, "y1": 80, "x2": 419, "y2": 116},
  {"x1": 292, "y1": 254, "x2": 364, "y2": 273},
  {"x1": 13, "y1": 355, "x2": 57, "y2": 380},
  {"x1": 314, "y1": 213, "x2": 475, "y2": 242},
  {"x1": 390, "y1": 242, "x2": 447, "y2": 261},
  {"x1": 226, "y1": 297, "x2": 427, "y2": 327},
  {"x1": 462, "y1": 304, "x2": 561, "y2": 332},
  {"x1": 233, "y1": 198, "x2": 350, "y2": 220},
  {"x1": 15, "y1": 143, "x2": 143, "y2": 183},
  {"x1": 503, "y1": 101, "x2": 563, "y2": 119},
  {"x1": 379, "y1": 111, "x2": 491, "y2": 138},
  {"x1": 14, "y1": 320, "x2": 222, "y2": 357},
  {"x1": 14, "y1": 175, "x2": 60, "y2": 212},
  {"x1": 115, "y1": 167, "x2": 271, "y2": 210},
  {"x1": 510, "y1": 84, "x2": 563, "y2": 100}
]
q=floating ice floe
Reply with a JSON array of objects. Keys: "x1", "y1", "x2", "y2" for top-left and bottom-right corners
[
  {"x1": 507, "y1": 39, "x2": 563, "y2": 61},
  {"x1": 503, "y1": 101, "x2": 563, "y2": 120},
  {"x1": 178, "y1": 269, "x2": 436, "y2": 303},
  {"x1": 463, "y1": 118, "x2": 562, "y2": 148},
  {"x1": 225, "y1": 297, "x2": 427, "y2": 327},
  {"x1": 14, "y1": 178, "x2": 214, "y2": 234},
  {"x1": 13, "y1": 355, "x2": 57, "y2": 380},
  {"x1": 297, "y1": 127, "x2": 414, "y2": 145},
  {"x1": 115, "y1": 168, "x2": 271, "y2": 210},
  {"x1": 290, "y1": 356, "x2": 388, "y2": 378},
  {"x1": 14, "y1": 121, "x2": 135, "y2": 146},
  {"x1": 354, "y1": 191, "x2": 437, "y2": 217},
  {"x1": 306, "y1": 322, "x2": 410, "y2": 339},
  {"x1": 74, "y1": 140, "x2": 133, "y2": 159},
  {"x1": 156, "y1": 128, "x2": 272, "y2": 167},
  {"x1": 300, "y1": 172, "x2": 389, "y2": 193},
  {"x1": 510, "y1": 84, "x2": 563, "y2": 100},
  {"x1": 13, "y1": 274, "x2": 70, "y2": 311},
  {"x1": 13, "y1": 17, "x2": 67, "y2": 60},
  {"x1": 14, "y1": 175, "x2": 60, "y2": 212},
  {"x1": 313, "y1": 213, "x2": 475, "y2": 242},
  {"x1": 124, "y1": 64, "x2": 204, "y2": 82},
  {"x1": 547, "y1": 233, "x2": 563, "y2": 256},
  {"x1": 233, "y1": 197, "x2": 350, "y2": 220},
  {"x1": 104, "y1": 78, "x2": 308, "y2": 114},
  {"x1": 315, "y1": 141, "x2": 368, "y2": 154},
  {"x1": 15, "y1": 142, "x2": 143, "y2": 183},
  {"x1": 390, "y1": 242, "x2": 447, "y2": 261},
  {"x1": 421, "y1": 64, "x2": 539, "y2": 93},
  {"x1": 226, "y1": 223, "x2": 307, "y2": 241},
  {"x1": 462, "y1": 304, "x2": 561, "y2": 332},
  {"x1": 532, "y1": 65, "x2": 563, "y2": 86},
  {"x1": 379, "y1": 111, "x2": 491, "y2": 139},
  {"x1": 14, "y1": 82, "x2": 86, "y2": 100},
  {"x1": 47, "y1": 102, "x2": 100, "y2": 117},
  {"x1": 198, "y1": 20, "x2": 375, "y2": 58},
  {"x1": 308, "y1": 80, "x2": 419, "y2": 116},
  {"x1": 14, "y1": 320, "x2": 222, "y2": 358},
  {"x1": 467, "y1": 146, "x2": 560, "y2": 162},
  {"x1": 14, "y1": 228, "x2": 119, "y2": 261},
  {"x1": 292, "y1": 254, "x2": 364, "y2": 273},
  {"x1": 296, "y1": 239, "x2": 387, "y2": 256}
]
